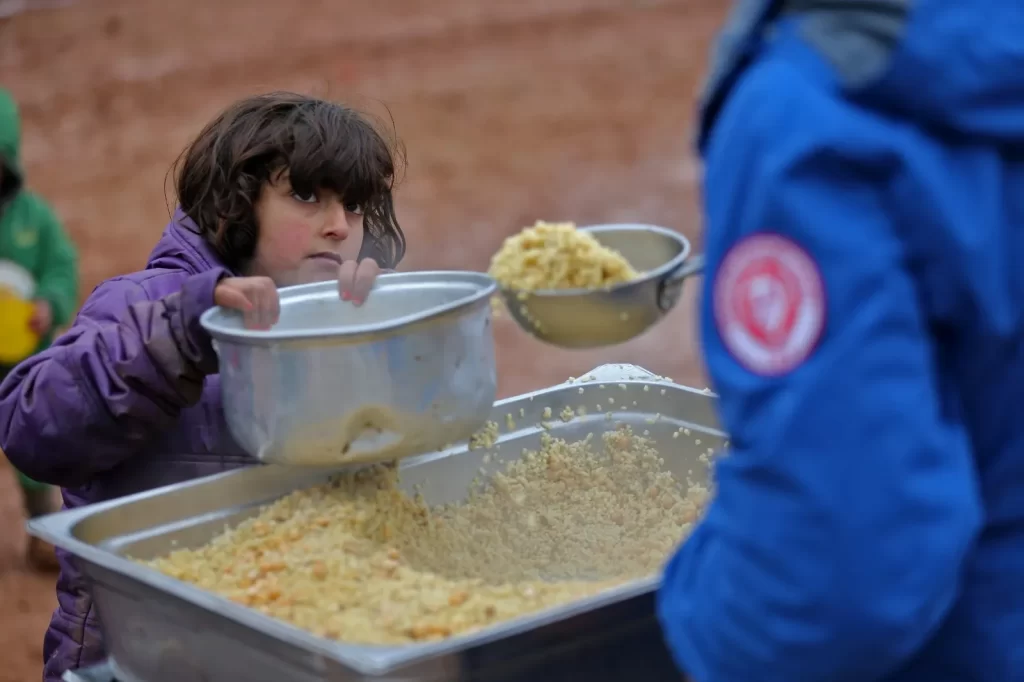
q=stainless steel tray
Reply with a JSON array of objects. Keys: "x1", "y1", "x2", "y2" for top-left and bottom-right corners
[{"x1": 31, "y1": 363, "x2": 724, "y2": 682}]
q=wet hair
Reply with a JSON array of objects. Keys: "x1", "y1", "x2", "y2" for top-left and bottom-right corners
[{"x1": 173, "y1": 91, "x2": 406, "y2": 272}]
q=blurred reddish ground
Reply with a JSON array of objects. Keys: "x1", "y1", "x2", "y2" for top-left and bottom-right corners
[{"x1": 0, "y1": 1, "x2": 724, "y2": 679}]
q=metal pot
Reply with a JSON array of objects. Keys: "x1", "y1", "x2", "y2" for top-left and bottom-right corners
[{"x1": 200, "y1": 271, "x2": 498, "y2": 467}]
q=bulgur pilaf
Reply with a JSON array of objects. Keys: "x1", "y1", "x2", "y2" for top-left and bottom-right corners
[
  {"x1": 141, "y1": 426, "x2": 709, "y2": 645},
  {"x1": 488, "y1": 221, "x2": 640, "y2": 292}
]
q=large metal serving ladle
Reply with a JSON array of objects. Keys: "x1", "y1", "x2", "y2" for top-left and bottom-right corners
[{"x1": 497, "y1": 224, "x2": 705, "y2": 348}]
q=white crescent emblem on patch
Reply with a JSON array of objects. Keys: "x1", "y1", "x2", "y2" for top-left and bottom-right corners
[{"x1": 713, "y1": 233, "x2": 825, "y2": 376}]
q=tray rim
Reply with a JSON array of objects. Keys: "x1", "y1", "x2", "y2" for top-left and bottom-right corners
[{"x1": 28, "y1": 363, "x2": 722, "y2": 676}]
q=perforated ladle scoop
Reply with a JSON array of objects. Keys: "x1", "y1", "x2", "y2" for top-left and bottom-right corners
[{"x1": 497, "y1": 224, "x2": 705, "y2": 349}]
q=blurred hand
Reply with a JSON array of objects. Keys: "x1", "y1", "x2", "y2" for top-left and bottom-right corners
[
  {"x1": 28, "y1": 299, "x2": 52, "y2": 336},
  {"x1": 338, "y1": 258, "x2": 382, "y2": 306},
  {"x1": 214, "y1": 276, "x2": 280, "y2": 329}
]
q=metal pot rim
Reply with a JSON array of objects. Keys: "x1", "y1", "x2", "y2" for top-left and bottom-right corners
[{"x1": 199, "y1": 270, "x2": 497, "y2": 344}]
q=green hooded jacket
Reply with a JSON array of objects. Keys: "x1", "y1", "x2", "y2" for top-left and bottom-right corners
[{"x1": 0, "y1": 88, "x2": 79, "y2": 359}]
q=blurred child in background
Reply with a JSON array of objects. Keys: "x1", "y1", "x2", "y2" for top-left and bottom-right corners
[{"x1": 0, "y1": 87, "x2": 79, "y2": 572}]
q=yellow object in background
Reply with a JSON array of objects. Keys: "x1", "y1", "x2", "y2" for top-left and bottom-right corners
[
  {"x1": 0, "y1": 290, "x2": 38, "y2": 364},
  {"x1": 0, "y1": 261, "x2": 39, "y2": 365}
]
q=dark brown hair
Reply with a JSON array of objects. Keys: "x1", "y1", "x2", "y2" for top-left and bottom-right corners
[{"x1": 173, "y1": 91, "x2": 406, "y2": 271}]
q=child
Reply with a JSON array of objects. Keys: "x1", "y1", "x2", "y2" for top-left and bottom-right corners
[
  {"x1": 0, "y1": 91, "x2": 407, "y2": 682},
  {"x1": 0, "y1": 87, "x2": 79, "y2": 571},
  {"x1": 657, "y1": 2, "x2": 1022, "y2": 682}
]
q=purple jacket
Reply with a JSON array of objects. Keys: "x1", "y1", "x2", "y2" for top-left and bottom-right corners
[{"x1": 0, "y1": 210, "x2": 256, "y2": 681}]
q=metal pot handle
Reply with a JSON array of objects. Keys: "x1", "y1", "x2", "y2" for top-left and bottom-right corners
[{"x1": 656, "y1": 253, "x2": 706, "y2": 312}]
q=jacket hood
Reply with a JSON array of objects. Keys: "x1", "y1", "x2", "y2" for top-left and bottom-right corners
[
  {"x1": 801, "y1": 0, "x2": 1024, "y2": 145},
  {"x1": 887, "y1": 0, "x2": 1024, "y2": 144},
  {"x1": 146, "y1": 208, "x2": 236, "y2": 276},
  {"x1": 0, "y1": 88, "x2": 23, "y2": 202}
]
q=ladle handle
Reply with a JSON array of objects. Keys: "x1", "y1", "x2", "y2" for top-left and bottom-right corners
[{"x1": 657, "y1": 253, "x2": 706, "y2": 312}]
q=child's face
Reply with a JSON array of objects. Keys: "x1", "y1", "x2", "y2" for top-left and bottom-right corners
[{"x1": 250, "y1": 173, "x2": 366, "y2": 286}]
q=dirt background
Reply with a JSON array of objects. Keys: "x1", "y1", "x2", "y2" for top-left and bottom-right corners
[{"x1": 0, "y1": 1, "x2": 724, "y2": 678}]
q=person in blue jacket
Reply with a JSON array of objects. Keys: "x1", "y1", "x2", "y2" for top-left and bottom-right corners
[{"x1": 656, "y1": 1, "x2": 1024, "y2": 681}]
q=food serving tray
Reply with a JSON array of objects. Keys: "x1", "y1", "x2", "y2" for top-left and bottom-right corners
[{"x1": 30, "y1": 363, "x2": 724, "y2": 682}]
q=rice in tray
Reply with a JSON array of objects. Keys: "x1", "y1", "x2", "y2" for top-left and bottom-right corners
[{"x1": 142, "y1": 425, "x2": 710, "y2": 645}]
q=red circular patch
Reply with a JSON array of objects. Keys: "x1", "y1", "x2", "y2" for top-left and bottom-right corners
[{"x1": 713, "y1": 233, "x2": 825, "y2": 376}]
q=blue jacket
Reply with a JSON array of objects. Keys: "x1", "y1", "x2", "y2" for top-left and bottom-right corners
[{"x1": 657, "y1": 1, "x2": 1024, "y2": 681}]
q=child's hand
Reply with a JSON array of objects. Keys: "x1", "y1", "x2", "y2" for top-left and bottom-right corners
[
  {"x1": 214, "y1": 276, "x2": 280, "y2": 330},
  {"x1": 338, "y1": 258, "x2": 382, "y2": 306},
  {"x1": 28, "y1": 299, "x2": 53, "y2": 335}
]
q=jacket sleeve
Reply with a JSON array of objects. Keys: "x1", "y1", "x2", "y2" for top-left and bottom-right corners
[
  {"x1": 657, "y1": 60, "x2": 982, "y2": 682},
  {"x1": 28, "y1": 195, "x2": 79, "y2": 328},
  {"x1": 0, "y1": 267, "x2": 229, "y2": 487}
]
